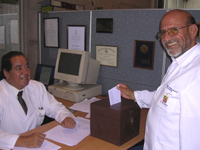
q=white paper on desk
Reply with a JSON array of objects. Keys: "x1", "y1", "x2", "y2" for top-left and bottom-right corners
[
  {"x1": 69, "y1": 97, "x2": 100, "y2": 113},
  {"x1": 13, "y1": 139, "x2": 61, "y2": 150},
  {"x1": 108, "y1": 86, "x2": 121, "y2": 105},
  {"x1": 85, "y1": 113, "x2": 90, "y2": 118},
  {"x1": 44, "y1": 117, "x2": 90, "y2": 146}
]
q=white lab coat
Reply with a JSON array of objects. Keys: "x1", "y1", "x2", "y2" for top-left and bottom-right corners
[
  {"x1": 135, "y1": 43, "x2": 200, "y2": 150},
  {"x1": 0, "y1": 79, "x2": 76, "y2": 149}
]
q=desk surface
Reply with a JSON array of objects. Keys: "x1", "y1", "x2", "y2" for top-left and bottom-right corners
[{"x1": 21, "y1": 96, "x2": 148, "y2": 150}]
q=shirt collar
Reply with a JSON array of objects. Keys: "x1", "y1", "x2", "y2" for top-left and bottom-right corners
[
  {"x1": 172, "y1": 43, "x2": 198, "y2": 65},
  {"x1": 4, "y1": 80, "x2": 24, "y2": 98}
]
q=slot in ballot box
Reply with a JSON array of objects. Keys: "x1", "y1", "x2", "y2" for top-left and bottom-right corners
[{"x1": 90, "y1": 97, "x2": 141, "y2": 146}]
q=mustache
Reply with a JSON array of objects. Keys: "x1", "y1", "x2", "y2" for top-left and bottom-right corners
[{"x1": 163, "y1": 39, "x2": 179, "y2": 46}]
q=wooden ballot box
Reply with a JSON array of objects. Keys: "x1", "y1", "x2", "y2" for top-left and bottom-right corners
[{"x1": 90, "y1": 97, "x2": 141, "y2": 146}]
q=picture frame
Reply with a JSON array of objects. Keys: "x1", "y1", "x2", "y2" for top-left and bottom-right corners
[
  {"x1": 96, "y1": 45, "x2": 118, "y2": 67},
  {"x1": 133, "y1": 40, "x2": 155, "y2": 70},
  {"x1": 196, "y1": 23, "x2": 200, "y2": 38},
  {"x1": 67, "y1": 25, "x2": 86, "y2": 51},
  {"x1": 96, "y1": 18, "x2": 113, "y2": 33},
  {"x1": 44, "y1": 17, "x2": 59, "y2": 48},
  {"x1": 34, "y1": 64, "x2": 55, "y2": 86}
]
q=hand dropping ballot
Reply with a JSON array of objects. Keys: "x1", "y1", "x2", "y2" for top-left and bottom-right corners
[{"x1": 108, "y1": 85, "x2": 121, "y2": 105}]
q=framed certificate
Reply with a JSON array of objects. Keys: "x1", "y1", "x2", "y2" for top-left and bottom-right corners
[
  {"x1": 44, "y1": 18, "x2": 59, "y2": 47},
  {"x1": 67, "y1": 25, "x2": 86, "y2": 51},
  {"x1": 133, "y1": 40, "x2": 155, "y2": 70},
  {"x1": 96, "y1": 45, "x2": 118, "y2": 67}
]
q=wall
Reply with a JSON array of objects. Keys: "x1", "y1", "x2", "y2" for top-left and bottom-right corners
[
  {"x1": 22, "y1": 1, "x2": 40, "y2": 79},
  {"x1": 24, "y1": 0, "x2": 200, "y2": 80},
  {"x1": 91, "y1": 10, "x2": 165, "y2": 93},
  {"x1": 186, "y1": 0, "x2": 200, "y2": 8},
  {"x1": 40, "y1": 9, "x2": 200, "y2": 94},
  {"x1": 47, "y1": 0, "x2": 155, "y2": 10},
  {"x1": 0, "y1": 3, "x2": 18, "y2": 14},
  {"x1": 40, "y1": 11, "x2": 91, "y2": 65},
  {"x1": 167, "y1": 0, "x2": 200, "y2": 8}
]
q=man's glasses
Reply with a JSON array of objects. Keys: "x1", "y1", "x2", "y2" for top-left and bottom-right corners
[{"x1": 156, "y1": 24, "x2": 192, "y2": 40}]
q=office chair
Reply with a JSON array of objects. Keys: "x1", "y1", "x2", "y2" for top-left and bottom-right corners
[{"x1": 0, "y1": 71, "x2": 3, "y2": 80}]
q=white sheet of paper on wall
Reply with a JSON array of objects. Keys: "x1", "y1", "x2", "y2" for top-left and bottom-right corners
[{"x1": 10, "y1": 20, "x2": 19, "y2": 44}]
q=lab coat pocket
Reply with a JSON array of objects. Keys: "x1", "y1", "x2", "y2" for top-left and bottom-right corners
[{"x1": 157, "y1": 90, "x2": 179, "y2": 114}]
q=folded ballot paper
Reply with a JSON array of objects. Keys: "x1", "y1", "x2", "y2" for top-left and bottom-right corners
[
  {"x1": 108, "y1": 85, "x2": 121, "y2": 105},
  {"x1": 44, "y1": 117, "x2": 90, "y2": 146}
]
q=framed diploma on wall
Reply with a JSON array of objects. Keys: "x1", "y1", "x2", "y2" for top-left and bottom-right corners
[
  {"x1": 44, "y1": 18, "x2": 59, "y2": 48},
  {"x1": 67, "y1": 25, "x2": 86, "y2": 51},
  {"x1": 133, "y1": 40, "x2": 155, "y2": 70},
  {"x1": 96, "y1": 45, "x2": 118, "y2": 67}
]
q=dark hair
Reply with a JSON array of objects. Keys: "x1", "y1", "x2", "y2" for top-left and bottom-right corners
[
  {"x1": 187, "y1": 15, "x2": 196, "y2": 25},
  {"x1": 1, "y1": 51, "x2": 27, "y2": 78}
]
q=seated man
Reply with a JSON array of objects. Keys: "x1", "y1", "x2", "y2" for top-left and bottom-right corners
[{"x1": 0, "y1": 51, "x2": 76, "y2": 149}]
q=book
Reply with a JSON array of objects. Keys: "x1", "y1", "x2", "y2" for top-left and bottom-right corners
[{"x1": 40, "y1": 0, "x2": 84, "y2": 12}]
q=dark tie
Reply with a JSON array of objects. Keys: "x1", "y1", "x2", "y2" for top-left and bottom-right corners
[{"x1": 17, "y1": 91, "x2": 28, "y2": 115}]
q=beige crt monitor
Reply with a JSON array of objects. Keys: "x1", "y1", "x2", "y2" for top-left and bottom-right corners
[{"x1": 48, "y1": 49, "x2": 102, "y2": 102}]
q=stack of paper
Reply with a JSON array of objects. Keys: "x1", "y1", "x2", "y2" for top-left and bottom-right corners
[{"x1": 69, "y1": 97, "x2": 100, "y2": 118}]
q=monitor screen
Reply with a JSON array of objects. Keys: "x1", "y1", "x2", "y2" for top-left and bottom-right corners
[
  {"x1": 54, "y1": 49, "x2": 100, "y2": 90},
  {"x1": 58, "y1": 53, "x2": 81, "y2": 76},
  {"x1": 34, "y1": 64, "x2": 55, "y2": 86}
]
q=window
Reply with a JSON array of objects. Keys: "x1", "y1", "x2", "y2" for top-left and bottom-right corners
[{"x1": 0, "y1": 0, "x2": 20, "y2": 70}]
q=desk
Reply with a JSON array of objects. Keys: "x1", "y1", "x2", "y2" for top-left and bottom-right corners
[{"x1": 21, "y1": 97, "x2": 148, "y2": 150}]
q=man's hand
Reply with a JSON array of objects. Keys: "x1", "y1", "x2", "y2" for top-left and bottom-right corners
[
  {"x1": 15, "y1": 132, "x2": 46, "y2": 148},
  {"x1": 116, "y1": 83, "x2": 136, "y2": 101},
  {"x1": 61, "y1": 117, "x2": 76, "y2": 129}
]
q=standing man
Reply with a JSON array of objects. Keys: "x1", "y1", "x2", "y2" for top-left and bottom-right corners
[
  {"x1": 0, "y1": 51, "x2": 76, "y2": 149},
  {"x1": 117, "y1": 9, "x2": 200, "y2": 150}
]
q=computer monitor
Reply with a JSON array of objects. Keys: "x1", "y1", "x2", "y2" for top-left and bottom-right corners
[
  {"x1": 54, "y1": 48, "x2": 100, "y2": 90},
  {"x1": 34, "y1": 64, "x2": 55, "y2": 87}
]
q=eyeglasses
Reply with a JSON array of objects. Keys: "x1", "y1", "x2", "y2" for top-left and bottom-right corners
[{"x1": 156, "y1": 24, "x2": 192, "y2": 40}]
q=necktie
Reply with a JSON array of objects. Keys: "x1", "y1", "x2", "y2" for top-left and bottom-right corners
[{"x1": 17, "y1": 91, "x2": 28, "y2": 115}]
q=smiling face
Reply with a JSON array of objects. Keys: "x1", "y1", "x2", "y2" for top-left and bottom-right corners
[
  {"x1": 160, "y1": 10, "x2": 197, "y2": 58},
  {"x1": 3, "y1": 55, "x2": 31, "y2": 90}
]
